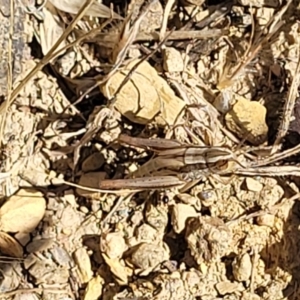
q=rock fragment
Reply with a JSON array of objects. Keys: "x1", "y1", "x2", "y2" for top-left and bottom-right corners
[
  {"x1": 232, "y1": 253, "x2": 252, "y2": 282},
  {"x1": 171, "y1": 203, "x2": 199, "y2": 233},
  {"x1": 225, "y1": 97, "x2": 268, "y2": 145}
]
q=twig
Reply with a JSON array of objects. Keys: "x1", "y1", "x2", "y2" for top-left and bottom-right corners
[
  {"x1": 250, "y1": 246, "x2": 259, "y2": 294},
  {"x1": 72, "y1": 3, "x2": 159, "y2": 109},
  {"x1": 159, "y1": 0, "x2": 176, "y2": 42},
  {"x1": 99, "y1": 176, "x2": 185, "y2": 190},
  {"x1": 70, "y1": 27, "x2": 225, "y2": 108},
  {"x1": 227, "y1": 165, "x2": 300, "y2": 177},
  {"x1": 195, "y1": 0, "x2": 233, "y2": 30}
]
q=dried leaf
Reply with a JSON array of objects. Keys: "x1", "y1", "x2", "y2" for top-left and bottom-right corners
[
  {"x1": 0, "y1": 231, "x2": 23, "y2": 258},
  {"x1": 0, "y1": 189, "x2": 46, "y2": 233}
]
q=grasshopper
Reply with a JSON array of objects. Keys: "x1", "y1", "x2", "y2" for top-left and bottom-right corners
[
  {"x1": 99, "y1": 135, "x2": 245, "y2": 190},
  {"x1": 98, "y1": 134, "x2": 300, "y2": 191}
]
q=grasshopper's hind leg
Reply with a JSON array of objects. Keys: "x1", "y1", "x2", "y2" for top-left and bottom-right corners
[{"x1": 131, "y1": 157, "x2": 184, "y2": 178}]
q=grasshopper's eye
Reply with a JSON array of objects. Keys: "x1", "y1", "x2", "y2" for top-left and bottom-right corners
[{"x1": 215, "y1": 160, "x2": 228, "y2": 170}]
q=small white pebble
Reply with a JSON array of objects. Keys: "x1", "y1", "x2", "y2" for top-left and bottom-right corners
[
  {"x1": 80, "y1": 206, "x2": 89, "y2": 214},
  {"x1": 171, "y1": 203, "x2": 199, "y2": 233},
  {"x1": 256, "y1": 214, "x2": 275, "y2": 228},
  {"x1": 163, "y1": 47, "x2": 184, "y2": 73},
  {"x1": 245, "y1": 177, "x2": 263, "y2": 192}
]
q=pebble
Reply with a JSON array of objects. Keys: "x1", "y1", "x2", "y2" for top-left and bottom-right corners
[
  {"x1": 245, "y1": 177, "x2": 263, "y2": 192},
  {"x1": 232, "y1": 253, "x2": 252, "y2": 282},
  {"x1": 259, "y1": 185, "x2": 284, "y2": 207},
  {"x1": 64, "y1": 190, "x2": 77, "y2": 207},
  {"x1": 62, "y1": 228, "x2": 72, "y2": 235},
  {"x1": 176, "y1": 193, "x2": 200, "y2": 210},
  {"x1": 82, "y1": 152, "x2": 105, "y2": 172},
  {"x1": 0, "y1": 262, "x2": 21, "y2": 292},
  {"x1": 225, "y1": 97, "x2": 268, "y2": 145},
  {"x1": 84, "y1": 275, "x2": 104, "y2": 300},
  {"x1": 80, "y1": 206, "x2": 89, "y2": 214},
  {"x1": 14, "y1": 293, "x2": 39, "y2": 300},
  {"x1": 100, "y1": 60, "x2": 185, "y2": 127},
  {"x1": 127, "y1": 242, "x2": 167, "y2": 271},
  {"x1": 215, "y1": 281, "x2": 244, "y2": 295},
  {"x1": 32, "y1": 260, "x2": 54, "y2": 280},
  {"x1": 50, "y1": 246, "x2": 72, "y2": 267},
  {"x1": 171, "y1": 203, "x2": 199, "y2": 233},
  {"x1": 163, "y1": 47, "x2": 184, "y2": 73},
  {"x1": 73, "y1": 247, "x2": 93, "y2": 283},
  {"x1": 101, "y1": 232, "x2": 127, "y2": 259},
  {"x1": 256, "y1": 214, "x2": 275, "y2": 228},
  {"x1": 26, "y1": 238, "x2": 54, "y2": 253},
  {"x1": 91, "y1": 200, "x2": 101, "y2": 212},
  {"x1": 135, "y1": 224, "x2": 158, "y2": 242}
]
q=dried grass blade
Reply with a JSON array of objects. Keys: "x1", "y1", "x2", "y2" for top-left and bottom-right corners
[
  {"x1": 99, "y1": 176, "x2": 185, "y2": 190},
  {"x1": 111, "y1": 0, "x2": 153, "y2": 65},
  {"x1": 159, "y1": 0, "x2": 175, "y2": 41},
  {"x1": 132, "y1": 157, "x2": 185, "y2": 178}
]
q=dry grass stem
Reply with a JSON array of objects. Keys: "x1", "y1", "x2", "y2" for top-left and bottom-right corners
[{"x1": 159, "y1": 0, "x2": 176, "y2": 42}]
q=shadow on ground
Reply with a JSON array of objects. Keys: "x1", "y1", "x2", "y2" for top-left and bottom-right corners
[{"x1": 260, "y1": 199, "x2": 300, "y2": 300}]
